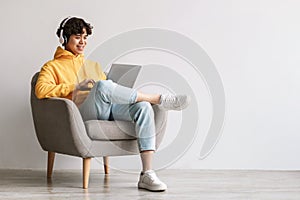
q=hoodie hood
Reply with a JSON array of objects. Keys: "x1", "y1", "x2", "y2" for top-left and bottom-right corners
[{"x1": 54, "y1": 46, "x2": 84, "y2": 59}]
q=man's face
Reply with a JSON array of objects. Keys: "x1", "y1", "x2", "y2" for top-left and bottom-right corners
[{"x1": 65, "y1": 28, "x2": 88, "y2": 56}]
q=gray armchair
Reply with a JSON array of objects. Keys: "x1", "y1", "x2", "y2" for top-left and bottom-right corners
[{"x1": 30, "y1": 64, "x2": 168, "y2": 189}]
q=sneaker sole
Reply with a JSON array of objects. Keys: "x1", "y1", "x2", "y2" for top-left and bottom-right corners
[{"x1": 138, "y1": 182, "x2": 167, "y2": 192}]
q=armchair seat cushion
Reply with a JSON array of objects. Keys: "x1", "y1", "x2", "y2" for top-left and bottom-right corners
[{"x1": 84, "y1": 120, "x2": 136, "y2": 141}]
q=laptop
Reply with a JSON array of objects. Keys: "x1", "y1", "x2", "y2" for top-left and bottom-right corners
[{"x1": 106, "y1": 63, "x2": 142, "y2": 88}]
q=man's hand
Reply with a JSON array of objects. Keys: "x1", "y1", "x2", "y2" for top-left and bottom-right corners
[{"x1": 76, "y1": 79, "x2": 96, "y2": 91}]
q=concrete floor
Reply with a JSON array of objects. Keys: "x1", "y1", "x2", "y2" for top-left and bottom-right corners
[{"x1": 0, "y1": 169, "x2": 300, "y2": 200}]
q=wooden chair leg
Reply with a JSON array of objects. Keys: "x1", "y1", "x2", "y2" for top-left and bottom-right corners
[
  {"x1": 47, "y1": 151, "x2": 55, "y2": 179},
  {"x1": 103, "y1": 156, "x2": 109, "y2": 174},
  {"x1": 83, "y1": 158, "x2": 91, "y2": 189}
]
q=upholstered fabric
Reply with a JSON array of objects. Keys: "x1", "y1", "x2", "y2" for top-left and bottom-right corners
[{"x1": 85, "y1": 120, "x2": 136, "y2": 141}]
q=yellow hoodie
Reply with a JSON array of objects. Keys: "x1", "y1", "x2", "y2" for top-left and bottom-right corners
[{"x1": 35, "y1": 46, "x2": 106, "y2": 106}]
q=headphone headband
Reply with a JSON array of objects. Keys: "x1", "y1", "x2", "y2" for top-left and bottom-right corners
[
  {"x1": 59, "y1": 16, "x2": 72, "y2": 45},
  {"x1": 61, "y1": 16, "x2": 72, "y2": 29}
]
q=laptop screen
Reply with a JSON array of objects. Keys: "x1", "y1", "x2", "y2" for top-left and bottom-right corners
[{"x1": 106, "y1": 63, "x2": 142, "y2": 88}]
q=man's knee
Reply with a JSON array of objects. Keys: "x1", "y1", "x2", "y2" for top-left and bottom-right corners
[
  {"x1": 96, "y1": 80, "x2": 113, "y2": 88},
  {"x1": 95, "y1": 80, "x2": 115, "y2": 91},
  {"x1": 133, "y1": 102, "x2": 154, "y2": 119}
]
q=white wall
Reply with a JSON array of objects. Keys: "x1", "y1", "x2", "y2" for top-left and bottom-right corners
[{"x1": 0, "y1": 0, "x2": 299, "y2": 170}]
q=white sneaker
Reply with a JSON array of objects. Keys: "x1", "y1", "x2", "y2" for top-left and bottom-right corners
[
  {"x1": 138, "y1": 170, "x2": 167, "y2": 192},
  {"x1": 160, "y1": 94, "x2": 191, "y2": 111}
]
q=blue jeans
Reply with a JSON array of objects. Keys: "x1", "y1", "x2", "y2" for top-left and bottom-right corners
[{"x1": 78, "y1": 80, "x2": 156, "y2": 151}]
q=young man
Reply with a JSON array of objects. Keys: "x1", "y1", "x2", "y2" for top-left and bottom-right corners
[{"x1": 35, "y1": 16, "x2": 190, "y2": 192}]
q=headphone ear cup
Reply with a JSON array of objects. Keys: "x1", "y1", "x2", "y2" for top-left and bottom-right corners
[
  {"x1": 59, "y1": 29, "x2": 64, "y2": 44},
  {"x1": 63, "y1": 35, "x2": 68, "y2": 45},
  {"x1": 59, "y1": 36, "x2": 64, "y2": 44}
]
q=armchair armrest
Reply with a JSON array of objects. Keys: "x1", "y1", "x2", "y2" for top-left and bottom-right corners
[
  {"x1": 31, "y1": 96, "x2": 92, "y2": 157},
  {"x1": 152, "y1": 105, "x2": 168, "y2": 149}
]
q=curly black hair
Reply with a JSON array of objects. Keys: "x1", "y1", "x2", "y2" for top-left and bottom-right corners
[{"x1": 56, "y1": 17, "x2": 93, "y2": 46}]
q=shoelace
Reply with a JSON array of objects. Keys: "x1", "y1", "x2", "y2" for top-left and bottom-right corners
[
  {"x1": 146, "y1": 171, "x2": 160, "y2": 183},
  {"x1": 163, "y1": 95, "x2": 177, "y2": 103}
]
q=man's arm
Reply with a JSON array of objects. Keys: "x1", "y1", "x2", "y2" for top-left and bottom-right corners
[{"x1": 35, "y1": 65, "x2": 76, "y2": 99}]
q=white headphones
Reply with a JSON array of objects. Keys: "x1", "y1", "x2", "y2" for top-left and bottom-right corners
[{"x1": 59, "y1": 16, "x2": 72, "y2": 44}]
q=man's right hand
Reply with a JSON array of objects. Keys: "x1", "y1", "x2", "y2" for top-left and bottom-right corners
[{"x1": 76, "y1": 79, "x2": 96, "y2": 91}]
